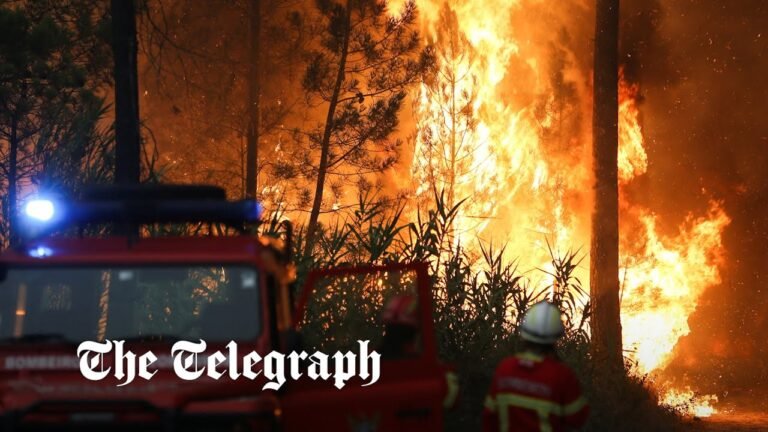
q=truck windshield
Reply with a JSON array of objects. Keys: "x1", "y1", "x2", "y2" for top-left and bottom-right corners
[{"x1": 0, "y1": 265, "x2": 260, "y2": 343}]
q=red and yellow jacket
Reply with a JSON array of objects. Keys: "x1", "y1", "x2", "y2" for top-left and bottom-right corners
[{"x1": 482, "y1": 351, "x2": 589, "y2": 432}]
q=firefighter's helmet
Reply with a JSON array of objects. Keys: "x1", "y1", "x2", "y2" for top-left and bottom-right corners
[
  {"x1": 382, "y1": 294, "x2": 419, "y2": 328},
  {"x1": 519, "y1": 301, "x2": 564, "y2": 344}
]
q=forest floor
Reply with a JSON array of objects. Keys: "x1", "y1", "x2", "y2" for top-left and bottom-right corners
[{"x1": 688, "y1": 389, "x2": 768, "y2": 431}]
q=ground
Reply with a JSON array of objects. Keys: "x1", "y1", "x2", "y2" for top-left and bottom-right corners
[{"x1": 692, "y1": 390, "x2": 768, "y2": 432}]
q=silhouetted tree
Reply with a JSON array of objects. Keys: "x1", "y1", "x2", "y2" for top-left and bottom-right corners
[
  {"x1": 302, "y1": 0, "x2": 429, "y2": 247},
  {"x1": 245, "y1": 0, "x2": 262, "y2": 199},
  {"x1": 590, "y1": 0, "x2": 623, "y2": 373},
  {"x1": 111, "y1": 0, "x2": 141, "y2": 185},
  {"x1": 139, "y1": 0, "x2": 303, "y2": 199},
  {"x1": 0, "y1": 0, "x2": 113, "y2": 245}
]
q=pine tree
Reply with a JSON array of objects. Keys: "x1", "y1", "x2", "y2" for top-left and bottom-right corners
[
  {"x1": 139, "y1": 0, "x2": 303, "y2": 199},
  {"x1": 302, "y1": 0, "x2": 429, "y2": 248},
  {"x1": 590, "y1": 0, "x2": 623, "y2": 373},
  {"x1": 413, "y1": 2, "x2": 478, "y2": 241},
  {"x1": 0, "y1": 0, "x2": 113, "y2": 245}
]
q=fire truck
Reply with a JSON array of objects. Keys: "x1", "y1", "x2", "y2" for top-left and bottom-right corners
[{"x1": 0, "y1": 185, "x2": 453, "y2": 431}]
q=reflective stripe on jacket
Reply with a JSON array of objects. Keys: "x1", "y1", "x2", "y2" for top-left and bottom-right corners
[
  {"x1": 444, "y1": 371, "x2": 460, "y2": 408},
  {"x1": 482, "y1": 352, "x2": 589, "y2": 432}
]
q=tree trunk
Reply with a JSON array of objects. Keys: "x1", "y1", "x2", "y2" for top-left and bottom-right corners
[
  {"x1": 590, "y1": 0, "x2": 623, "y2": 372},
  {"x1": 8, "y1": 113, "x2": 18, "y2": 245},
  {"x1": 306, "y1": 3, "x2": 352, "y2": 249},
  {"x1": 245, "y1": 0, "x2": 262, "y2": 199},
  {"x1": 448, "y1": 69, "x2": 457, "y2": 211},
  {"x1": 111, "y1": 0, "x2": 141, "y2": 185}
]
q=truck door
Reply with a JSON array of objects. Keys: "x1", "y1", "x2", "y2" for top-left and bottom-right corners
[{"x1": 280, "y1": 262, "x2": 448, "y2": 432}]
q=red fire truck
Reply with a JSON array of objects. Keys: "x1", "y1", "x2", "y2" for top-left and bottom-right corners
[{"x1": 0, "y1": 185, "x2": 453, "y2": 431}]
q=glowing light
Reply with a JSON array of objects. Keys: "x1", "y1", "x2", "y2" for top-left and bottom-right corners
[
  {"x1": 24, "y1": 199, "x2": 55, "y2": 222},
  {"x1": 661, "y1": 387, "x2": 718, "y2": 417},
  {"x1": 27, "y1": 246, "x2": 53, "y2": 258},
  {"x1": 244, "y1": 200, "x2": 263, "y2": 221}
]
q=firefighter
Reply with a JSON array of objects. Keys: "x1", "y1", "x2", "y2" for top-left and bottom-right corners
[
  {"x1": 483, "y1": 301, "x2": 589, "y2": 432},
  {"x1": 380, "y1": 294, "x2": 460, "y2": 408}
]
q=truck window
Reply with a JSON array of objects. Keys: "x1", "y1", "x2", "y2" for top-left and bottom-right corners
[
  {"x1": 299, "y1": 268, "x2": 422, "y2": 359},
  {"x1": 0, "y1": 265, "x2": 260, "y2": 343}
]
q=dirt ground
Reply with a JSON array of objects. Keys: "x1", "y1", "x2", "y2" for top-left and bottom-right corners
[{"x1": 688, "y1": 390, "x2": 768, "y2": 432}]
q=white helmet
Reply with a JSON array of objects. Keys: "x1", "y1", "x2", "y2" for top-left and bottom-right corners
[{"x1": 519, "y1": 301, "x2": 565, "y2": 344}]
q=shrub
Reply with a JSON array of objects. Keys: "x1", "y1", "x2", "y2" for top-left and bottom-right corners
[{"x1": 266, "y1": 190, "x2": 687, "y2": 431}]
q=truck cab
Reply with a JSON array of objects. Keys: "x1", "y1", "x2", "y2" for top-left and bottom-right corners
[{"x1": 0, "y1": 184, "x2": 453, "y2": 431}]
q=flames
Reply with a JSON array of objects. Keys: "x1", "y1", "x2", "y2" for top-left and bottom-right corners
[
  {"x1": 617, "y1": 77, "x2": 648, "y2": 183},
  {"x1": 620, "y1": 203, "x2": 730, "y2": 375},
  {"x1": 412, "y1": 0, "x2": 588, "y2": 275},
  {"x1": 661, "y1": 387, "x2": 719, "y2": 418},
  {"x1": 407, "y1": 0, "x2": 730, "y2": 417}
]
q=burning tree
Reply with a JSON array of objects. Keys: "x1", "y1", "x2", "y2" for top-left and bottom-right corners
[
  {"x1": 414, "y1": 2, "x2": 478, "y2": 219},
  {"x1": 302, "y1": 0, "x2": 429, "y2": 247},
  {"x1": 535, "y1": 36, "x2": 581, "y2": 154}
]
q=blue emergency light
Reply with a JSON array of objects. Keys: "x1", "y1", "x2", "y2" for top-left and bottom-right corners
[
  {"x1": 27, "y1": 245, "x2": 53, "y2": 258},
  {"x1": 12, "y1": 185, "x2": 288, "y2": 263},
  {"x1": 17, "y1": 185, "x2": 264, "y2": 242},
  {"x1": 24, "y1": 199, "x2": 56, "y2": 222}
]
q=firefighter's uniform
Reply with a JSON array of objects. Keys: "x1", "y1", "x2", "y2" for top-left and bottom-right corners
[
  {"x1": 483, "y1": 302, "x2": 589, "y2": 432},
  {"x1": 482, "y1": 351, "x2": 588, "y2": 431}
]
